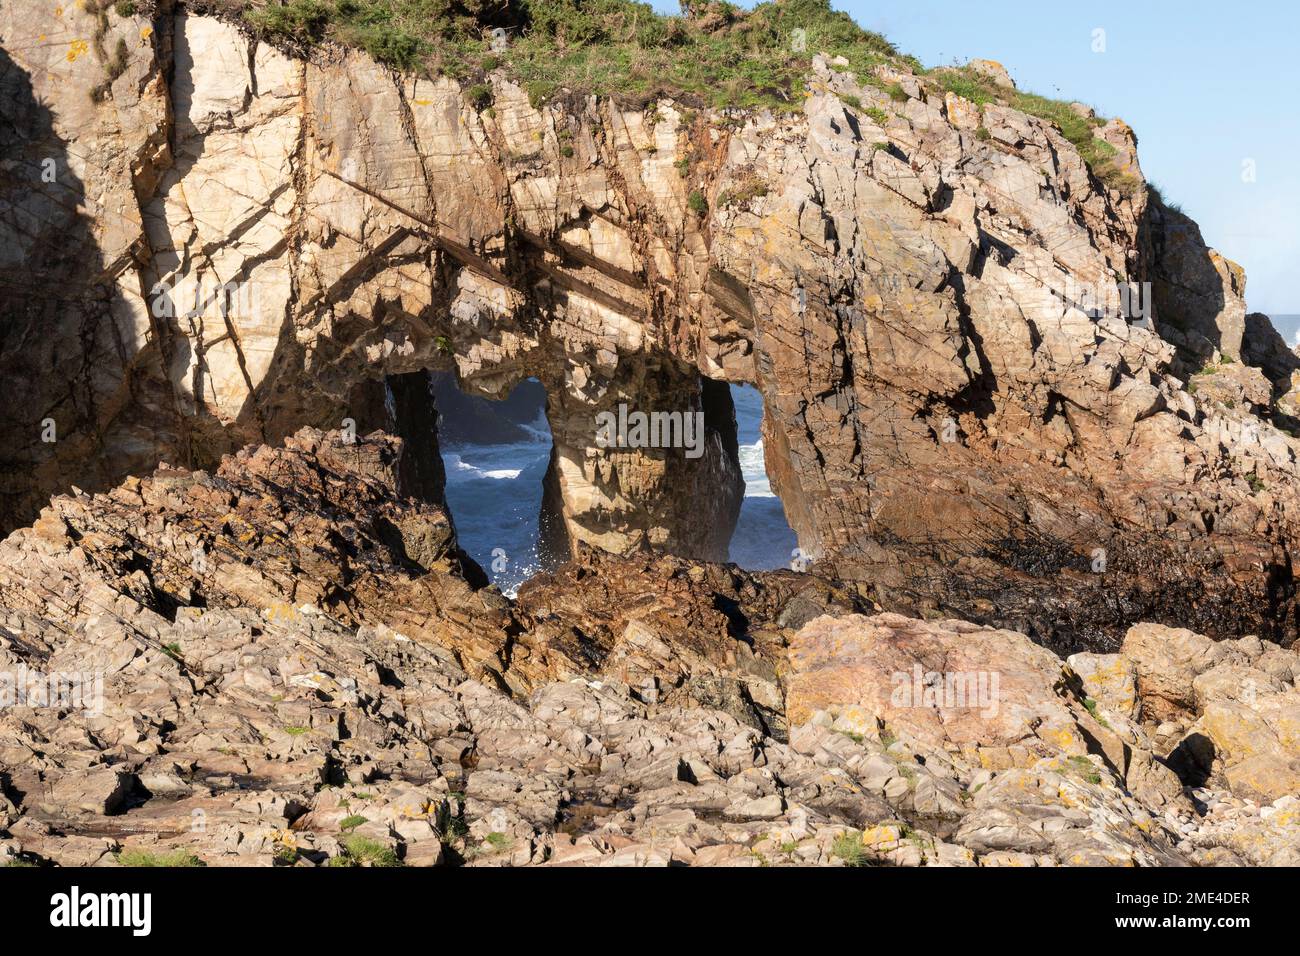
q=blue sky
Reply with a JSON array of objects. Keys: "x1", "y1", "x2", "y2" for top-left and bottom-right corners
[{"x1": 651, "y1": 0, "x2": 1299, "y2": 317}]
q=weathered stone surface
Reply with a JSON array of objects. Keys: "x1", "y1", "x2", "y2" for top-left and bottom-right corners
[
  {"x1": 782, "y1": 612, "x2": 1300, "y2": 865},
  {"x1": 3, "y1": 10, "x2": 1300, "y2": 649},
  {"x1": 1, "y1": 6, "x2": 1298, "y2": 870},
  {"x1": 0, "y1": 431, "x2": 1296, "y2": 866},
  {"x1": 1121, "y1": 623, "x2": 1245, "y2": 722},
  {"x1": 1068, "y1": 652, "x2": 1140, "y2": 720},
  {"x1": 787, "y1": 613, "x2": 1083, "y2": 762}
]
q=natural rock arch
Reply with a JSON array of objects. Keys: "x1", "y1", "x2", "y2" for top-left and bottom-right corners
[{"x1": 4, "y1": 8, "x2": 1300, "y2": 650}]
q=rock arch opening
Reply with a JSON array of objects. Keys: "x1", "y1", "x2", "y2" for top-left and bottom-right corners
[
  {"x1": 726, "y1": 383, "x2": 799, "y2": 571},
  {"x1": 407, "y1": 362, "x2": 780, "y2": 594},
  {"x1": 430, "y1": 373, "x2": 552, "y2": 597}
]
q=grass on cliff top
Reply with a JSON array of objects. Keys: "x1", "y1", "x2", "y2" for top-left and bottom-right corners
[
  {"x1": 931, "y1": 65, "x2": 1137, "y2": 192},
  {"x1": 235, "y1": 0, "x2": 909, "y2": 111},
  {"x1": 228, "y1": 0, "x2": 1130, "y2": 183}
]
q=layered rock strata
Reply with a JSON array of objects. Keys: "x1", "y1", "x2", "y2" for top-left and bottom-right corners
[
  {"x1": 4, "y1": 8, "x2": 1300, "y2": 646},
  {"x1": 1, "y1": 432, "x2": 1296, "y2": 867}
]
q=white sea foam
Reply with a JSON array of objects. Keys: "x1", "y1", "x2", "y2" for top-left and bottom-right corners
[{"x1": 738, "y1": 438, "x2": 775, "y2": 497}]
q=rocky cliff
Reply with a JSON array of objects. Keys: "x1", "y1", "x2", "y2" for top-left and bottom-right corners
[{"x1": 5, "y1": 5, "x2": 1300, "y2": 650}]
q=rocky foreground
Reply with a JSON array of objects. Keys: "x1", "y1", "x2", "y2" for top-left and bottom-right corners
[{"x1": 1, "y1": 431, "x2": 1295, "y2": 867}]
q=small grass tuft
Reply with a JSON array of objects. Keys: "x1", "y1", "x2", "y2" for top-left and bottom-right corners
[
  {"x1": 1082, "y1": 697, "x2": 1112, "y2": 729},
  {"x1": 465, "y1": 83, "x2": 493, "y2": 110},
  {"x1": 116, "y1": 848, "x2": 205, "y2": 868},
  {"x1": 831, "y1": 830, "x2": 870, "y2": 866},
  {"x1": 1066, "y1": 755, "x2": 1103, "y2": 786},
  {"x1": 331, "y1": 835, "x2": 400, "y2": 867}
]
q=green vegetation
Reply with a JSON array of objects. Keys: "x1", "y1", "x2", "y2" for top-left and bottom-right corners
[
  {"x1": 87, "y1": 0, "x2": 132, "y2": 102},
  {"x1": 830, "y1": 830, "x2": 870, "y2": 866},
  {"x1": 1194, "y1": 358, "x2": 1235, "y2": 377},
  {"x1": 115, "y1": 848, "x2": 205, "y2": 867},
  {"x1": 933, "y1": 65, "x2": 1136, "y2": 190},
  {"x1": 687, "y1": 189, "x2": 708, "y2": 214},
  {"x1": 838, "y1": 93, "x2": 861, "y2": 110},
  {"x1": 1082, "y1": 696, "x2": 1112, "y2": 729},
  {"x1": 339, "y1": 814, "x2": 368, "y2": 831},
  {"x1": 273, "y1": 843, "x2": 299, "y2": 865},
  {"x1": 1066, "y1": 755, "x2": 1103, "y2": 786},
  {"x1": 330, "y1": 835, "x2": 401, "y2": 866},
  {"x1": 238, "y1": 0, "x2": 906, "y2": 111},
  {"x1": 1148, "y1": 181, "x2": 1183, "y2": 215},
  {"x1": 864, "y1": 105, "x2": 888, "y2": 126},
  {"x1": 883, "y1": 81, "x2": 908, "y2": 103},
  {"x1": 229, "y1": 1, "x2": 1136, "y2": 183},
  {"x1": 465, "y1": 82, "x2": 493, "y2": 110},
  {"x1": 436, "y1": 800, "x2": 470, "y2": 843},
  {"x1": 486, "y1": 831, "x2": 512, "y2": 848},
  {"x1": 933, "y1": 69, "x2": 991, "y2": 106},
  {"x1": 283, "y1": 725, "x2": 310, "y2": 736}
]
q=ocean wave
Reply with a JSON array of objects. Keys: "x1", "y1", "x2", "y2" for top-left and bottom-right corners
[{"x1": 738, "y1": 439, "x2": 775, "y2": 497}]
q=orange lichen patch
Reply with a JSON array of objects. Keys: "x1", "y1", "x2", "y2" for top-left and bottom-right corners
[{"x1": 860, "y1": 824, "x2": 904, "y2": 847}]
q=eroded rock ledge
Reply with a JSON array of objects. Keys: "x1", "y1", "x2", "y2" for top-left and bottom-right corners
[
  {"x1": 4, "y1": 7, "x2": 1300, "y2": 647},
  {"x1": 0, "y1": 431, "x2": 1296, "y2": 867}
]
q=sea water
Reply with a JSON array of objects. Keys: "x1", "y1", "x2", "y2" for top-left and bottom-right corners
[
  {"x1": 728, "y1": 383, "x2": 800, "y2": 572},
  {"x1": 440, "y1": 384, "x2": 798, "y2": 595}
]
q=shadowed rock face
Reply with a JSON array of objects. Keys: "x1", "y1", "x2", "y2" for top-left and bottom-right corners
[{"x1": 3, "y1": 8, "x2": 1300, "y2": 646}]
